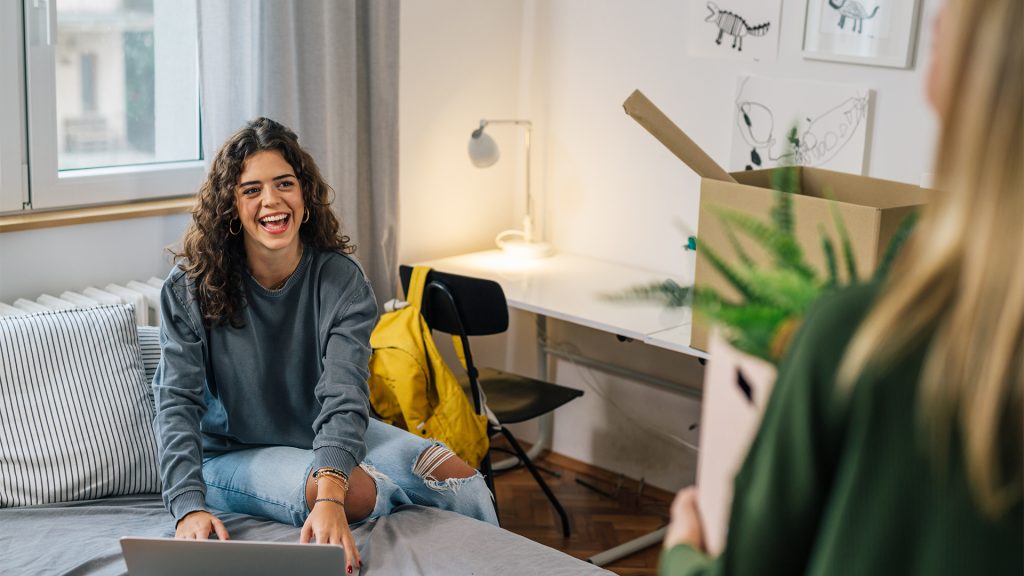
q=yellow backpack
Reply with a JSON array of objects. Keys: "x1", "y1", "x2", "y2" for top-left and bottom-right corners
[{"x1": 367, "y1": 266, "x2": 490, "y2": 467}]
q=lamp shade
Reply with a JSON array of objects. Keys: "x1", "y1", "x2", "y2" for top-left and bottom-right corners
[{"x1": 468, "y1": 131, "x2": 500, "y2": 168}]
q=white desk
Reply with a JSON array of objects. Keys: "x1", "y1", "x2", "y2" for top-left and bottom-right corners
[
  {"x1": 417, "y1": 249, "x2": 708, "y2": 358},
  {"x1": 417, "y1": 250, "x2": 707, "y2": 565}
]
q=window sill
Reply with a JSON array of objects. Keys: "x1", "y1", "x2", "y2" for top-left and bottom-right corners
[{"x1": 0, "y1": 196, "x2": 194, "y2": 233}]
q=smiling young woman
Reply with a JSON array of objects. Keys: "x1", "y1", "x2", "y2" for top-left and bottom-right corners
[{"x1": 156, "y1": 118, "x2": 498, "y2": 574}]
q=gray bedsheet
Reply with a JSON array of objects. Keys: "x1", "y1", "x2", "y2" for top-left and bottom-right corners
[{"x1": 0, "y1": 495, "x2": 609, "y2": 575}]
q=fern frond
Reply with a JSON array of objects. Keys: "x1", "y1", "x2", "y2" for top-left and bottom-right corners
[
  {"x1": 824, "y1": 189, "x2": 858, "y2": 283},
  {"x1": 819, "y1": 224, "x2": 839, "y2": 289},
  {"x1": 694, "y1": 237, "x2": 763, "y2": 303},
  {"x1": 708, "y1": 206, "x2": 817, "y2": 280},
  {"x1": 695, "y1": 298, "x2": 789, "y2": 362},
  {"x1": 724, "y1": 224, "x2": 754, "y2": 267},
  {"x1": 874, "y1": 210, "x2": 920, "y2": 281},
  {"x1": 771, "y1": 155, "x2": 801, "y2": 196},
  {"x1": 737, "y1": 268, "x2": 821, "y2": 315},
  {"x1": 769, "y1": 163, "x2": 799, "y2": 234},
  {"x1": 603, "y1": 279, "x2": 692, "y2": 308},
  {"x1": 770, "y1": 189, "x2": 795, "y2": 236},
  {"x1": 691, "y1": 286, "x2": 728, "y2": 314}
]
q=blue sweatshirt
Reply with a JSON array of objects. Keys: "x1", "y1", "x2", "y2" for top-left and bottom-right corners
[{"x1": 153, "y1": 247, "x2": 378, "y2": 521}]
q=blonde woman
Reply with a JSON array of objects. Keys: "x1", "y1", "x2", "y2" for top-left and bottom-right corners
[{"x1": 661, "y1": 0, "x2": 1022, "y2": 573}]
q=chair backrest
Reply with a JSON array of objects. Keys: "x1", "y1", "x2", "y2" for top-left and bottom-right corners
[{"x1": 399, "y1": 265, "x2": 509, "y2": 337}]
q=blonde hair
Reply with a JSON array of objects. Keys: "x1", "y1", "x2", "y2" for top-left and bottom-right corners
[{"x1": 839, "y1": 0, "x2": 1022, "y2": 518}]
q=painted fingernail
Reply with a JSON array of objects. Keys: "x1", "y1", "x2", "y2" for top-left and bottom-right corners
[{"x1": 347, "y1": 566, "x2": 353, "y2": 574}]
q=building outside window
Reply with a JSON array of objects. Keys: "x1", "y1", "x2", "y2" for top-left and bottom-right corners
[{"x1": 1, "y1": 0, "x2": 202, "y2": 211}]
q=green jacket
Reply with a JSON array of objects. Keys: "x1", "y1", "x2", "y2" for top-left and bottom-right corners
[{"x1": 662, "y1": 284, "x2": 1022, "y2": 575}]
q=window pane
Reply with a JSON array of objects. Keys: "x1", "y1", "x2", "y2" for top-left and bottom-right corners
[{"x1": 55, "y1": 0, "x2": 199, "y2": 171}]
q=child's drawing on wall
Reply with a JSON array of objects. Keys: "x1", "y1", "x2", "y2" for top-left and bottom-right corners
[
  {"x1": 820, "y1": 0, "x2": 893, "y2": 39},
  {"x1": 688, "y1": 0, "x2": 782, "y2": 62},
  {"x1": 731, "y1": 75, "x2": 873, "y2": 175},
  {"x1": 704, "y1": 3, "x2": 770, "y2": 51},
  {"x1": 827, "y1": 0, "x2": 880, "y2": 34}
]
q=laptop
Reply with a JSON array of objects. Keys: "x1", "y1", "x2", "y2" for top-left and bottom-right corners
[{"x1": 120, "y1": 537, "x2": 348, "y2": 576}]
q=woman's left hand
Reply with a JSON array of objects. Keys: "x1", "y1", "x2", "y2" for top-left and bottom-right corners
[
  {"x1": 663, "y1": 486, "x2": 706, "y2": 552},
  {"x1": 301, "y1": 500, "x2": 361, "y2": 574}
]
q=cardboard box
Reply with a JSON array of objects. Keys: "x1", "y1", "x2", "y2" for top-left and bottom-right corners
[
  {"x1": 623, "y1": 90, "x2": 928, "y2": 351},
  {"x1": 691, "y1": 166, "x2": 926, "y2": 349}
]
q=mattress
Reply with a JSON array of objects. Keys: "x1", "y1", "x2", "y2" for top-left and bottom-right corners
[{"x1": 0, "y1": 495, "x2": 609, "y2": 575}]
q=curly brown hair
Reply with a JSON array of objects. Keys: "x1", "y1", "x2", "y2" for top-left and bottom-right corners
[{"x1": 174, "y1": 117, "x2": 354, "y2": 327}]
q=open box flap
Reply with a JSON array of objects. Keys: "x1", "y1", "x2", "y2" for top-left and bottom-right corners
[{"x1": 623, "y1": 89, "x2": 737, "y2": 184}]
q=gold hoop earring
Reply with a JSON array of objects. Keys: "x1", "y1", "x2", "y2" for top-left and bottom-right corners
[
  {"x1": 228, "y1": 217, "x2": 241, "y2": 236},
  {"x1": 302, "y1": 209, "x2": 310, "y2": 224}
]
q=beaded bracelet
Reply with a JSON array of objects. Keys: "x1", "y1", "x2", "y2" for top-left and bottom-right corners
[
  {"x1": 317, "y1": 473, "x2": 349, "y2": 493},
  {"x1": 312, "y1": 466, "x2": 348, "y2": 480},
  {"x1": 314, "y1": 497, "x2": 345, "y2": 508},
  {"x1": 313, "y1": 467, "x2": 350, "y2": 493}
]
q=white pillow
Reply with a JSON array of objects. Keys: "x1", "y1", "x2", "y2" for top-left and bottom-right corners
[
  {"x1": 136, "y1": 324, "x2": 161, "y2": 386},
  {"x1": 0, "y1": 305, "x2": 161, "y2": 507}
]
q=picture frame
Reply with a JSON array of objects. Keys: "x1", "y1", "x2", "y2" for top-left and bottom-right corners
[{"x1": 802, "y1": 0, "x2": 923, "y2": 68}]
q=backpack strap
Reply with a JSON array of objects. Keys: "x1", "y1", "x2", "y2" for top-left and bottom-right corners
[
  {"x1": 409, "y1": 266, "x2": 498, "y2": 427},
  {"x1": 409, "y1": 266, "x2": 471, "y2": 374},
  {"x1": 407, "y1": 266, "x2": 430, "y2": 310},
  {"x1": 410, "y1": 266, "x2": 470, "y2": 372},
  {"x1": 451, "y1": 336, "x2": 469, "y2": 372}
]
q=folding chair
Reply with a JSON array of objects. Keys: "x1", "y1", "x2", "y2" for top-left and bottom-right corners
[{"x1": 400, "y1": 265, "x2": 583, "y2": 537}]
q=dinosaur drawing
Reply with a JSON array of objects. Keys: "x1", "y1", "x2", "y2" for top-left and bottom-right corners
[
  {"x1": 705, "y1": 2, "x2": 770, "y2": 52},
  {"x1": 827, "y1": 0, "x2": 880, "y2": 34},
  {"x1": 735, "y1": 77, "x2": 870, "y2": 171}
]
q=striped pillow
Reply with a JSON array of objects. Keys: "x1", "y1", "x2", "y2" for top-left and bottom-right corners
[
  {"x1": 0, "y1": 305, "x2": 160, "y2": 507},
  {"x1": 136, "y1": 324, "x2": 161, "y2": 386}
]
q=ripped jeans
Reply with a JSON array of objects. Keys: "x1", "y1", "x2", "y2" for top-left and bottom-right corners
[{"x1": 201, "y1": 418, "x2": 498, "y2": 527}]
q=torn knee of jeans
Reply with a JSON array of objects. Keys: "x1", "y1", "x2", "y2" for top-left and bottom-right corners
[
  {"x1": 413, "y1": 444, "x2": 479, "y2": 492},
  {"x1": 359, "y1": 462, "x2": 388, "y2": 484}
]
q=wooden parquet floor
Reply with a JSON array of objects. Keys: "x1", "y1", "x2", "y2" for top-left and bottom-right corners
[{"x1": 490, "y1": 441, "x2": 674, "y2": 576}]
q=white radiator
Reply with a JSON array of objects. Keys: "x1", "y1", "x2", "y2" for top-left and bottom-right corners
[{"x1": 0, "y1": 278, "x2": 165, "y2": 326}]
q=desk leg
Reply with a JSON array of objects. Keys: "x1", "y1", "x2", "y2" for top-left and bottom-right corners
[
  {"x1": 588, "y1": 526, "x2": 666, "y2": 566},
  {"x1": 492, "y1": 314, "x2": 554, "y2": 471}
]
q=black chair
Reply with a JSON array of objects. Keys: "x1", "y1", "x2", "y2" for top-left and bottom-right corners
[{"x1": 399, "y1": 265, "x2": 583, "y2": 537}]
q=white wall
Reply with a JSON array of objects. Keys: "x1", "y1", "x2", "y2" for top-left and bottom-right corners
[
  {"x1": 398, "y1": 0, "x2": 526, "y2": 265},
  {"x1": 399, "y1": 0, "x2": 944, "y2": 492},
  {"x1": 0, "y1": 214, "x2": 188, "y2": 302}
]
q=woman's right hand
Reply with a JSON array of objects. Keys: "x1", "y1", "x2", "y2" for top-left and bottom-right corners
[
  {"x1": 175, "y1": 510, "x2": 230, "y2": 540},
  {"x1": 664, "y1": 487, "x2": 705, "y2": 552},
  {"x1": 301, "y1": 500, "x2": 361, "y2": 573}
]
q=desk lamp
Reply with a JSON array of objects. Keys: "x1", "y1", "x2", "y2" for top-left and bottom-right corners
[{"x1": 468, "y1": 119, "x2": 555, "y2": 259}]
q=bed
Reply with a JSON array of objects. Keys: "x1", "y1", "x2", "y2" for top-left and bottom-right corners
[
  {"x1": 0, "y1": 305, "x2": 610, "y2": 575},
  {"x1": 0, "y1": 495, "x2": 607, "y2": 575}
]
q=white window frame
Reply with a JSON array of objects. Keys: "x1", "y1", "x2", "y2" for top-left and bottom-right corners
[
  {"x1": 22, "y1": 0, "x2": 204, "y2": 211},
  {"x1": 0, "y1": 1, "x2": 26, "y2": 213}
]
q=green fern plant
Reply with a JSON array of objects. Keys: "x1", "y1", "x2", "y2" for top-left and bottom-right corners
[{"x1": 690, "y1": 179, "x2": 867, "y2": 362}]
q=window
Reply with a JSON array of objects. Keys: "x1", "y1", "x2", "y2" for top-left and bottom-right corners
[
  {"x1": 0, "y1": 2, "x2": 25, "y2": 213},
  {"x1": 3, "y1": 0, "x2": 202, "y2": 212}
]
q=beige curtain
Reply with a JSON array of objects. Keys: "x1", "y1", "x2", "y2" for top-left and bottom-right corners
[{"x1": 197, "y1": 0, "x2": 400, "y2": 302}]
